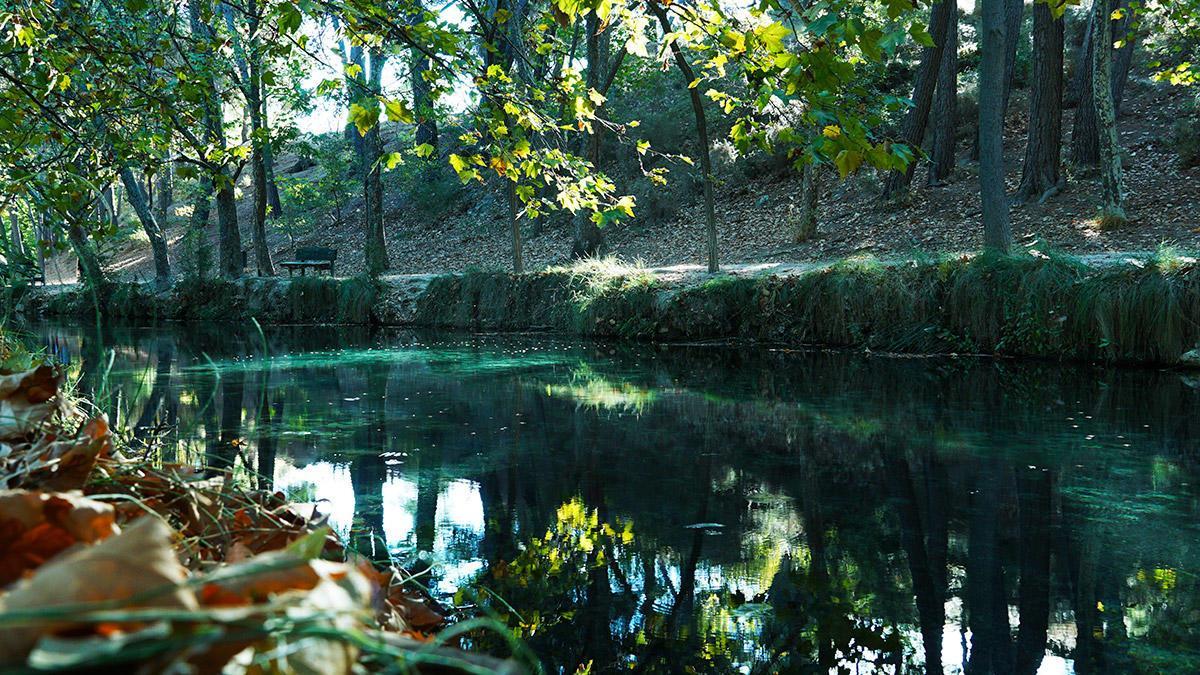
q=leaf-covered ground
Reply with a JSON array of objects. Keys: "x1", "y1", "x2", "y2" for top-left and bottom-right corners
[{"x1": 42, "y1": 76, "x2": 1198, "y2": 283}]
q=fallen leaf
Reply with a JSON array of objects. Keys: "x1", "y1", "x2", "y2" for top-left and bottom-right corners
[
  {"x1": 0, "y1": 517, "x2": 197, "y2": 666},
  {"x1": 0, "y1": 490, "x2": 117, "y2": 586}
]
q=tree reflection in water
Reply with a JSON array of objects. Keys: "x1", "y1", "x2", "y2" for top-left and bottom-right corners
[{"x1": 27, "y1": 321, "x2": 1200, "y2": 673}]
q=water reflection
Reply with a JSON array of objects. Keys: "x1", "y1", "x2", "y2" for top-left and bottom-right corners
[{"x1": 18, "y1": 321, "x2": 1200, "y2": 673}]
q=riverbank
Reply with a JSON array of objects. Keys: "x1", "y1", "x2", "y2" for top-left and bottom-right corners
[{"x1": 10, "y1": 250, "x2": 1200, "y2": 366}]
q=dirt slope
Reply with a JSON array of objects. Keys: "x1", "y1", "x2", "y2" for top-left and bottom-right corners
[{"x1": 44, "y1": 77, "x2": 1199, "y2": 284}]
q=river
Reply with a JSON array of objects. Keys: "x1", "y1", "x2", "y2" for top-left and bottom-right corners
[{"x1": 19, "y1": 321, "x2": 1200, "y2": 673}]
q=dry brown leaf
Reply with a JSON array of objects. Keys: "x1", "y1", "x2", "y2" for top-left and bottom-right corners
[
  {"x1": 0, "y1": 517, "x2": 197, "y2": 666},
  {"x1": 0, "y1": 489, "x2": 117, "y2": 587},
  {"x1": 31, "y1": 416, "x2": 111, "y2": 491},
  {"x1": 0, "y1": 366, "x2": 61, "y2": 441},
  {"x1": 195, "y1": 554, "x2": 374, "y2": 675}
]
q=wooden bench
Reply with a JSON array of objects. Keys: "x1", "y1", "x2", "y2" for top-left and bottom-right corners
[{"x1": 279, "y1": 247, "x2": 337, "y2": 276}]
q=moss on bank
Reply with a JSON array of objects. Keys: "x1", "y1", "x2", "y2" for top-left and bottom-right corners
[{"x1": 10, "y1": 251, "x2": 1200, "y2": 365}]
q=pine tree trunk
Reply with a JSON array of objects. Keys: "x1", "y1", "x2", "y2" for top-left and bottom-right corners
[
  {"x1": 882, "y1": 0, "x2": 955, "y2": 197},
  {"x1": 1065, "y1": 8, "x2": 1094, "y2": 108},
  {"x1": 261, "y1": 105, "x2": 283, "y2": 217},
  {"x1": 1071, "y1": 0, "x2": 1125, "y2": 166},
  {"x1": 980, "y1": 0, "x2": 1012, "y2": 253},
  {"x1": 192, "y1": 0, "x2": 239, "y2": 278},
  {"x1": 929, "y1": 7, "x2": 959, "y2": 185},
  {"x1": 1001, "y1": 0, "x2": 1023, "y2": 113},
  {"x1": 1093, "y1": 0, "x2": 1127, "y2": 225},
  {"x1": 1017, "y1": 3, "x2": 1064, "y2": 202},
  {"x1": 120, "y1": 167, "x2": 172, "y2": 284},
  {"x1": 971, "y1": 0, "x2": 1022, "y2": 161}
]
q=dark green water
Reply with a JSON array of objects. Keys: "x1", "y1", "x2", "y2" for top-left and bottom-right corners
[{"x1": 21, "y1": 321, "x2": 1200, "y2": 673}]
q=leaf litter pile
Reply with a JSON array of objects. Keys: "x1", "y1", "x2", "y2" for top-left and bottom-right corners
[{"x1": 0, "y1": 341, "x2": 521, "y2": 673}]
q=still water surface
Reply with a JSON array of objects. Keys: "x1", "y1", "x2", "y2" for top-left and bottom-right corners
[{"x1": 21, "y1": 322, "x2": 1200, "y2": 673}]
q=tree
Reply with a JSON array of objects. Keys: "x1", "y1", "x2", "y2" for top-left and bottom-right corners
[
  {"x1": 793, "y1": 162, "x2": 820, "y2": 242},
  {"x1": 224, "y1": 0, "x2": 276, "y2": 276},
  {"x1": 1072, "y1": 0, "x2": 1135, "y2": 166},
  {"x1": 647, "y1": 0, "x2": 718, "y2": 272},
  {"x1": 118, "y1": 167, "x2": 172, "y2": 285},
  {"x1": 980, "y1": 0, "x2": 1012, "y2": 252},
  {"x1": 340, "y1": 29, "x2": 389, "y2": 277},
  {"x1": 1093, "y1": 0, "x2": 1128, "y2": 226},
  {"x1": 1017, "y1": 1, "x2": 1065, "y2": 202},
  {"x1": 882, "y1": 0, "x2": 955, "y2": 198},
  {"x1": 928, "y1": 7, "x2": 959, "y2": 185}
]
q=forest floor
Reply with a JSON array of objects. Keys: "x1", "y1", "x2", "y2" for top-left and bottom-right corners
[{"x1": 42, "y1": 76, "x2": 1199, "y2": 284}]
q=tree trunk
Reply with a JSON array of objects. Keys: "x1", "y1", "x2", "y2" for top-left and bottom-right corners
[
  {"x1": 9, "y1": 209, "x2": 23, "y2": 257},
  {"x1": 570, "y1": 13, "x2": 606, "y2": 259},
  {"x1": 1017, "y1": 2, "x2": 1064, "y2": 202},
  {"x1": 67, "y1": 217, "x2": 104, "y2": 288},
  {"x1": 249, "y1": 30, "x2": 275, "y2": 275},
  {"x1": 225, "y1": 0, "x2": 275, "y2": 275},
  {"x1": 980, "y1": 0, "x2": 1012, "y2": 253},
  {"x1": 248, "y1": 63, "x2": 275, "y2": 276},
  {"x1": 929, "y1": 7, "x2": 959, "y2": 185},
  {"x1": 1111, "y1": 2, "x2": 1137, "y2": 112},
  {"x1": 216, "y1": 175, "x2": 242, "y2": 278},
  {"x1": 1066, "y1": 8, "x2": 1094, "y2": 108},
  {"x1": 1001, "y1": 0, "x2": 1023, "y2": 113},
  {"x1": 882, "y1": 0, "x2": 954, "y2": 197},
  {"x1": 119, "y1": 167, "x2": 172, "y2": 284},
  {"x1": 360, "y1": 49, "x2": 389, "y2": 277},
  {"x1": 1093, "y1": 0, "x2": 1127, "y2": 225},
  {"x1": 649, "y1": 1, "x2": 717, "y2": 272},
  {"x1": 154, "y1": 161, "x2": 172, "y2": 224},
  {"x1": 192, "y1": 0, "x2": 239, "y2": 278},
  {"x1": 35, "y1": 214, "x2": 47, "y2": 280},
  {"x1": 970, "y1": 0, "x2": 1022, "y2": 161},
  {"x1": 508, "y1": 181, "x2": 523, "y2": 273},
  {"x1": 412, "y1": 53, "x2": 439, "y2": 151},
  {"x1": 100, "y1": 184, "x2": 117, "y2": 229},
  {"x1": 1071, "y1": 0, "x2": 1128, "y2": 166},
  {"x1": 187, "y1": 178, "x2": 213, "y2": 279},
  {"x1": 794, "y1": 161, "x2": 819, "y2": 241}
]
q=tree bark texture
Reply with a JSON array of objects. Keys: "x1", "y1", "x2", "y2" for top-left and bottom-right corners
[
  {"x1": 119, "y1": 166, "x2": 172, "y2": 284},
  {"x1": 929, "y1": 7, "x2": 959, "y2": 184},
  {"x1": 1093, "y1": 0, "x2": 1127, "y2": 221},
  {"x1": 883, "y1": 0, "x2": 954, "y2": 197},
  {"x1": 1017, "y1": 2, "x2": 1064, "y2": 202},
  {"x1": 980, "y1": 0, "x2": 1012, "y2": 253}
]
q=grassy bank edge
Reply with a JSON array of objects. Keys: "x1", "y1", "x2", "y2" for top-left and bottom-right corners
[{"x1": 9, "y1": 249, "x2": 1200, "y2": 366}]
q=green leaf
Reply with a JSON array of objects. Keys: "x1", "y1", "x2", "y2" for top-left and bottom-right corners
[
  {"x1": 348, "y1": 102, "x2": 378, "y2": 136},
  {"x1": 382, "y1": 98, "x2": 413, "y2": 124}
]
